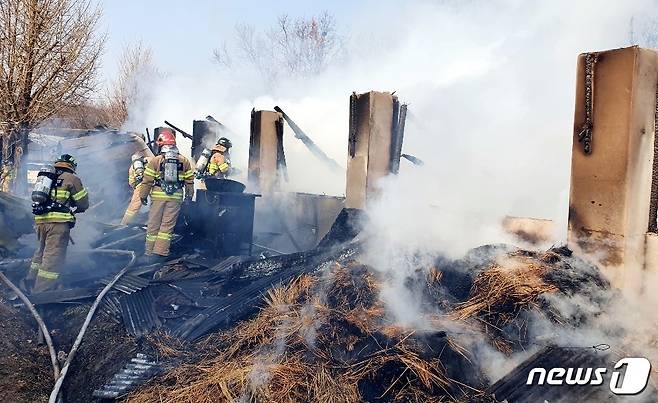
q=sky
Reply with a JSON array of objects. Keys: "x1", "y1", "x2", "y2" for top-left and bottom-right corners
[{"x1": 97, "y1": 0, "x2": 360, "y2": 84}]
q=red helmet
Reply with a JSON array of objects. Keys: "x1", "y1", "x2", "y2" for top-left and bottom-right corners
[{"x1": 156, "y1": 128, "x2": 176, "y2": 146}]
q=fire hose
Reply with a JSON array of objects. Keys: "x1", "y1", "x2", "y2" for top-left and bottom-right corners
[{"x1": 48, "y1": 248, "x2": 135, "y2": 403}]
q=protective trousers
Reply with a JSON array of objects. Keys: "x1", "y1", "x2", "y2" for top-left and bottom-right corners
[
  {"x1": 145, "y1": 199, "x2": 181, "y2": 256},
  {"x1": 30, "y1": 222, "x2": 70, "y2": 292},
  {"x1": 121, "y1": 185, "x2": 144, "y2": 225}
]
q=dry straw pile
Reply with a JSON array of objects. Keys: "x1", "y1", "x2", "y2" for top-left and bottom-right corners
[{"x1": 129, "y1": 247, "x2": 609, "y2": 402}]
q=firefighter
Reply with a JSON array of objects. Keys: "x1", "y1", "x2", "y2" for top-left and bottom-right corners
[
  {"x1": 121, "y1": 152, "x2": 150, "y2": 225},
  {"x1": 29, "y1": 154, "x2": 89, "y2": 292},
  {"x1": 208, "y1": 137, "x2": 232, "y2": 177},
  {"x1": 195, "y1": 137, "x2": 232, "y2": 179},
  {"x1": 139, "y1": 129, "x2": 194, "y2": 261}
]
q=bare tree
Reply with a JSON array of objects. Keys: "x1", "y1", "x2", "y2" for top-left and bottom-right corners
[
  {"x1": 56, "y1": 101, "x2": 112, "y2": 129},
  {"x1": 214, "y1": 11, "x2": 343, "y2": 82},
  {"x1": 105, "y1": 41, "x2": 160, "y2": 128},
  {"x1": 0, "y1": 0, "x2": 103, "y2": 191}
]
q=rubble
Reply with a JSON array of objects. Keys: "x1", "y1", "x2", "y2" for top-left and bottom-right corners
[
  {"x1": 0, "y1": 178, "x2": 650, "y2": 403},
  {"x1": 118, "y1": 245, "x2": 623, "y2": 403},
  {"x1": 1, "y1": 221, "x2": 654, "y2": 402},
  {"x1": 0, "y1": 191, "x2": 33, "y2": 258},
  {"x1": 127, "y1": 264, "x2": 488, "y2": 402}
]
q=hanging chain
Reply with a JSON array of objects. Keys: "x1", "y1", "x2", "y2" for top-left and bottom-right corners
[
  {"x1": 348, "y1": 92, "x2": 358, "y2": 157},
  {"x1": 649, "y1": 85, "x2": 658, "y2": 232},
  {"x1": 578, "y1": 53, "x2": 598, "y2": 155}
]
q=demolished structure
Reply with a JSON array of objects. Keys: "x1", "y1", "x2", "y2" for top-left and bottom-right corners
[{"x1": 1, "y1": 48, "x2": 658, "y2": 403}]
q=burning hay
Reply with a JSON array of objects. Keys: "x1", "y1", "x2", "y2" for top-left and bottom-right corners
[
  {"x1": 129, "y1": 246, "x2": 611, "y2": 402},
  {"x1": 129, "y1": 263, "x2": 489, "y2": 402},
  {"x1": 451, "y1": 247, "x2": 610, "y2": 354}
]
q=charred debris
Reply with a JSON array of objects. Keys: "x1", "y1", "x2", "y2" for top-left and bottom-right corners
[{"x1": 0, "y1": 99, "x2": 652, "y2": 403}]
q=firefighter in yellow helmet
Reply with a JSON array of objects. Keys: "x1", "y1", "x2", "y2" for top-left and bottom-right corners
[
  {"x1": 195, "y1": 137, "x2": 232, "y2": 180},
  {"x1": 121, "y1": 152, "x2": 151, "y2": 225},
  {"x1": 29, "y1": 154, "x2": 89, "y2": 292},
  {"x1": 139, "y1": 129, "x2": 194, "y2": 261}
]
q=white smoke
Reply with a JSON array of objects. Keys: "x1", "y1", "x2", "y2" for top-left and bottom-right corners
[{"x1": 117, "y1": 0, "x2": 658, "y2": 383}]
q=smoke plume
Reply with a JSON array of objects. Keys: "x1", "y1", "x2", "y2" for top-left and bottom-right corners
[{"x1": 118, "y1": 0, "x2": 658, "y2": 384}]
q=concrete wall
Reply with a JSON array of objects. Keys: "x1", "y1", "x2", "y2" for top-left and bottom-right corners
[
  {"x1": 345, "y1": 91, "x2": 395, "y2": 209},
  {"x1": 568, "y1": 46, "x2": 658, "y2": 289}
]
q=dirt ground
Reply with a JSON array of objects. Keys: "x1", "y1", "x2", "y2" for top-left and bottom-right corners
[
  {"x1": 0, "y1": 286, "x2": 142, "y2": 403},
  {"x1": 0, "y1": 294, "x2": 52, "y2": 403},
  {"x1": 63, "y1": 312, "x2": 139, "y2": 403}
]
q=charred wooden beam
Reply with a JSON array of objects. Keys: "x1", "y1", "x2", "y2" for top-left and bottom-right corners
[{"x1": 273, "y1": 106, "x2": 342, "y2": 172}]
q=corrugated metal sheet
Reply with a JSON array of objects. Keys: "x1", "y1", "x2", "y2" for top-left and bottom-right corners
[
  {"x1": 92, "y1": 353, "x2": 161, "y2": 399},
  {"x1": 101, "y1": 273, "x2": 151, "y2": 294},
  {"x1": 119, "y1": 288, "x2": 161, "y2": 337},
  {"x1": 174, "y1": 243, "x2": 360, "y2": 340},
  {"x1": 100, "y1": 293, "x2": 122, "y2": 323}
]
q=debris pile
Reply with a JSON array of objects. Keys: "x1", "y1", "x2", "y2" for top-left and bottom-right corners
[
  {"x1": 128, "y1": 264, "x2": 488, "y2": 402},
  {"x1": 451, "y1": 247, "x2": 610, "y2": 354},
  {"x1": 0, "y1": 208, "x2": 637, "y2": 403},
  {"x1": 124, "y1": 246, "x2": 612, "y2": 402}
]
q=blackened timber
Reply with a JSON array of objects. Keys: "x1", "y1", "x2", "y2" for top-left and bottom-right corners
[
  {"x1": 208, "y1": 248, "x2": 330, "y2": 281},
  {"x1": 401, "y1": 153, "x2": 424, "y2": 166},
  {"x1": 317, "y1": 208, "x2": 365, "y2": 249},
  {"x1": 273, "y1": 106, "x2": 342, "y2": 172},
  {"x1": 389, "y1": 102, "x2": 407, "y2": 174},
  {"x1": 163, "y1": 120, "x2": 193, "y2": 139}
]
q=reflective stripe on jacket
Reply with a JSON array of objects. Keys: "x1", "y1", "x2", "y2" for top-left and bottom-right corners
[
  {"x1": 35, "y1": 211, "x2": 75, "y2": 223},
  {"x1": 35, "y1": 170, "x2": 89, "y2": 224},
  {"x1": 140, "y1": 154, "x2": 194, "y2": 201}
]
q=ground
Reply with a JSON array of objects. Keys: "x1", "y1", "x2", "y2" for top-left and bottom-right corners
[
  {"x1": 0, "y1": 286, "x2": 142, "y2": 403},
  {"x1": 0, "y1": 293, "x2": 51, "y2": 403}
]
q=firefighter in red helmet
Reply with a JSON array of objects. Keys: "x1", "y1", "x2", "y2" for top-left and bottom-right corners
[{"x1": 138, "y1": 128, "x2": 194, "y2": 261}]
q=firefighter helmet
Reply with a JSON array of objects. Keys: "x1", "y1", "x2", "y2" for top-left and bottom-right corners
[
  {"x1": 156, "y1": 129, "x2": 176, "y2": 146},
  {"x1": 217, "y1": 137, "x2": 232, "y2": 149},
  {"x1": 55, "y1": 154, "x2": 77, "y2": 170}
]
